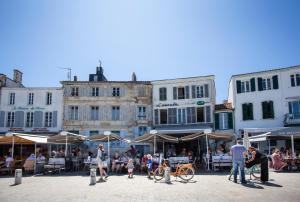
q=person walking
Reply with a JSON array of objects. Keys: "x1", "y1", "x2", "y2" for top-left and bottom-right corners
[
  {"x1": 97, "y1": 144, "x2": 108, "y2": 182},
  {"x1": 230, "y1": 138, "x2": 247, "y2": 184}
]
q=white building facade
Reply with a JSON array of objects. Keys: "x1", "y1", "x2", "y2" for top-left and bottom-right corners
[
  {"x1": 228, "y1": 65, "x2": 300, "y2": 136},
  {"x1": 152, "y1": 76, "x2": 216, "y2": 134},
  {"x1": 0, "y1": 87, "x2": 63, "y2": 134}
]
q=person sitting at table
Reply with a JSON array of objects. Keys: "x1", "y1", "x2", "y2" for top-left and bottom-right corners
[
  {"x1": 111, "y1": 152, "x2": 121, "y2": 173},
  {"x1": 26, "y1": 153, "x2": 36, "y2": 161},
  {"x1": 141, "y1": 154, "x2": 148, "y2": 172},
  {"x1": 36, "y1": 153, "x2": 46, "y2": 163},
  {"x1": 220, "y1": 144, "x2": 227, "y2": 154},
  {"x1": 272, "y1": 149, "x2": 288, "y2": 171},
  {"x1": 179, "y1": 148, "x2": 187, "y2": 157},
  {"x1": 187, "y1": 150, "x2": 194, "y2": 162},
  {"x1": 5, "y1": 153, "x2": 14, "y2": 168}
]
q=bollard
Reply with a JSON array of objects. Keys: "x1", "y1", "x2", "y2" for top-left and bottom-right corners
[
  {"x1": 15, "y1": 169, "x2": 22, "y2": 185},
  {"x1": 164, "y1": 167, "x2": 171, "y2": 183},
  {"x1": 90, "y1": 168, "x2": 96, "y2": 185}
]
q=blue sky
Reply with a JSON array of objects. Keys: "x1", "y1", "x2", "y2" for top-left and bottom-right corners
[{"x1": 1, "y1": 0, "x2": 300, "y2": 102}]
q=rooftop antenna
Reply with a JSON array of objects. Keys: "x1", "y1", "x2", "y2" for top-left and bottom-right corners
[{"x1": 58, "y1": 67, "x2": 72, "y2": 81}]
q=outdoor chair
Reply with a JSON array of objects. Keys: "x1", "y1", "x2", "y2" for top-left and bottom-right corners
[
  {"x1": 0, "y1": 160, "x2": 15, "y2": 175},
  {"x1": 23, "y1": 160, "x2": 35, "y2": 174},
  {"x1": 44, "y1": 158, "x2": 65, "y2": 174}
]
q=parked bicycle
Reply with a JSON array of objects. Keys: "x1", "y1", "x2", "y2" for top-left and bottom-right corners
[
  {"x1": 228, "y1": 164, "x2": 261, "y2": 181},
  {"x1": 154, "y1": 159, "x2": 195, "y2": 182}
]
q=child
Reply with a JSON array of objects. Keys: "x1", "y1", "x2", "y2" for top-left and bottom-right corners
[
  {"x1": 146, "y1": 154, "x2": 153, "y2": 179},
  {"x1": 127, "y1": 158, "x2": 134, "y2": 178}
]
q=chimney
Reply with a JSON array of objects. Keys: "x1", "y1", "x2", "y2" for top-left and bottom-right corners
[
  {"x1": 13, "y1": 69, "x2": 23, "y2": 84},
  {"x1": 132, "y1": 72, "x2": 137, "y2": 82},
  {"x1": 74, "y1": 76, "x2": 77, "y2": 81}
]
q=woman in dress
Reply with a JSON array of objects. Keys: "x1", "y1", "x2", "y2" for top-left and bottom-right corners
[
  {"x1": 272, "y1": 149, "x2": 288, "y2": 170},
  {"x1": 97, "y1": 144, "x2": 108, "y2": 182}
]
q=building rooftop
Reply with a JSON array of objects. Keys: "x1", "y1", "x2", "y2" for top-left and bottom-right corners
[{"x1": 231, "y1": 65, "x2": 300, "y2": 78}]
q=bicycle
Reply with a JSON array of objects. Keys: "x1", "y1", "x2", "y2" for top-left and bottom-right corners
[
  {"x1": 228, "y1": 164, "x2": 261, "y2": 181},
  {"x1": 154, "y1": 159, "x2": 195, "y2": 182}
]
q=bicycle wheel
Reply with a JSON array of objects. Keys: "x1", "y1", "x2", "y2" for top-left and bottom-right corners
[
  {"x1": 178, "y1": 167, "x2": 194, "y2": 181},
  {"x1": 154, "y1": 167, "x2": 165, "y2": 181},
  {"x1": 251, "y1": 165, "x2": 261, "y2": 179}
]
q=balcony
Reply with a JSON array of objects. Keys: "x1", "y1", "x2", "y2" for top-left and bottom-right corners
[{"x1": 284, "y1": 113, "x2": 300, "y2": 126}]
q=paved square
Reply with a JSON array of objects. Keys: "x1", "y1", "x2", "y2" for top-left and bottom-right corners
[{"x1": 0, "y1": 172, "x2": 299, "y2": 202}]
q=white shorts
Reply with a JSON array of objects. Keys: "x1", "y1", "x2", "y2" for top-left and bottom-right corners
[
  {"x1": 128, "y1": 168, "x2": 133, "y2": 173},
  {"x1": 97, "y1": 159, "x2": 104, "y2": 167}
]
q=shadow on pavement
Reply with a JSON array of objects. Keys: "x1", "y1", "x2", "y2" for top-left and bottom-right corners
[
  {"x1": 242, "y1": 182, "x2": 264, "y2": 189},
  {"x1": 256, "y1": 181, "x2": 283, "y2": 187}
]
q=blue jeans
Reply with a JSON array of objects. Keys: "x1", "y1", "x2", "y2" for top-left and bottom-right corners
[{"x1": 233, "y1": 160, "x2": 245, "y2": 182}]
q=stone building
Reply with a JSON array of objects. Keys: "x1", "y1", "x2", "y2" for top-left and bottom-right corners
[{"x1": 61, "y1": 66, "x2": 152, "y2": 154}]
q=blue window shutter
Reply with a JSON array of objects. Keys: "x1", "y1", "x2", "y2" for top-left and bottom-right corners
[
  {"x1": 0, "y1": 111, "x2": 5, "y2": 127},
  {"x1": 185, "y1": 86, "x2": 190, "y2": 99},
  {"x1": 15, "y1": 111, "x2": 24, "y2": 127},
  {"x1": 204, "y1": 84, "x2": 209, "y2": 97},
  {"x1": 250, "y1": 78, "x2": 256, "y2": 92},
  {"x1": 272, "y1": 75, "x2": 279, "y2": 89},
  {"x1": 228, "y1": 112, "x2": 233, "y2": 129},
  {"x1": 205, "y1": 106, "x2": 211, "y2": 122},
  {"x1": 53, "y1": 111, "x2": 58, "y2": 127},
  {"x1": 34, "y1": 111, "x2": 43, "y2": 127},
  {"x1": 257, "y1": 78, "x2": 263, "y2": 91},
  {"x1": 236, "y1": 80, "x2": 241, "y2": 94},
  {"x1": 214, "y1": 113, "x2": 219, "y2": 130},
  {"x1": 173, "y1": 87, "x2": 177, "y2": 100},
  {"x1": 191, "y1": 85, "x2": 196, "y2": 98}
]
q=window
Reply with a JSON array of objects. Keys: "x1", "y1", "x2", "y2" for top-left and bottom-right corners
[
  {"x1": 137, "y1": 87, "x2": 146, "y2": 97},
  {"x1": 242, "y1": 103, "x2": 253, "y2": 120},
  {"x1": 177, "y1": 108, "x2": 186, "y2": 124},
  {"x1": 159, "y1": 87, "x2": 167, "y2": 101},
  {"x1": 112, "y1": 106, "x2": 120, "y2": 120},
  {"x1": 262, "y1": 78, "x2": 272, "y2": 90},
  {"x1": 290, "y1": 74, "x2": 300, "y2": 87},
  {"x1": 90, "y1": 106, "x2": 99, "y2": 120},
  {"x1": 241, "y1": 81, "x2": 250, "y2": 93},
  {"x1": 154, "y1": 109, "x2": 159, "y2": 125},
  {"x1": 187, "y1": 107, "x2": 196, "y2": 123},
  {"x1": 112, "y1": 87, "x2": 120, "y2": 97},
  {"x1": 173, "y1": 86, "x2": 190, "y2": 100},
  {"x1": 138, "y1": 126, "x2": 147, "y2": 136},
  {"x1": 262, "y1": 101, "x2": 274, "y2": 119},
  {"x1": 28, "y1": 93, "x2": 34, "y2": 105},
  {"x1": 196, "y1": 107, "x2": 205, "y2": 123},
  {"x1": 90, "y1": 130, "x2": 99, "y2": 136},
  {"x1": 69, "y1": 106, "x2": 79, "y2": 120},
  {"x1": 9, "y1": 93, "x2": 15, "y2": 105},
  {"x1": 137, "y1": 106, "x2": 146, "y2": 120},
  {"x1": 168, "y1": 108, "x2": 177, "y2": 124},
  {"x1": 219, "y1": 113, "x2": 229, "y2": 130},
  {"x1": 46, "y1": 92, "x2": 52, "y2": 105},
  {"x1": 6, "y1": 112, "x2": 15, "y2": 127},
  {"x1": 71, "y1": 87, "x2": 79, "y2": 96},
  {"x1": 91, "y1": 87, "x2": 99, "y2": 96},
  {"x1": 196, "y1": 86, "x2": 204, "y2": 98},
  {"x1": 288, "y1": 101, "x2": 300, "y2": 119},
  {"x1": 44, "y1": 112, "x2": 53, "y2": 127},
  {"x1": 160, "y1": 109, "x2": 168, "y2": 124},
  {"x1": 177, "y1": 87, "x2": 185, "y2": 99},
  {"x1": 26, "y1": 112, "x2": 34, "y2": 127}
]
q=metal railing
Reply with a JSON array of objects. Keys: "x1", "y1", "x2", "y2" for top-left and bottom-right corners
[{"x1": 284, "y1": 113, "x2": 300, "y2": 126}]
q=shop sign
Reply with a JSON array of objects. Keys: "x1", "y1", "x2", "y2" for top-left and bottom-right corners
[{"x1": 197, "y1": 101, "x2": 205, "y2": 105}]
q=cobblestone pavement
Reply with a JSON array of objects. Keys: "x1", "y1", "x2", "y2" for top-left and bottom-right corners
[{"x1": 0, "y1": 172, "x2": 299, "y2": 202}]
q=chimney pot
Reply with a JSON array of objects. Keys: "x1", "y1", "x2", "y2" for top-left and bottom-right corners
[{"x1": 13, "y1": 69, "x2": 23, "y2": 84}]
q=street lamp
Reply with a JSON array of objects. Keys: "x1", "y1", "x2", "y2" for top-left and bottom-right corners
[{"x1": 150, "y1": 130, "x2": 158, "y2": 154}]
